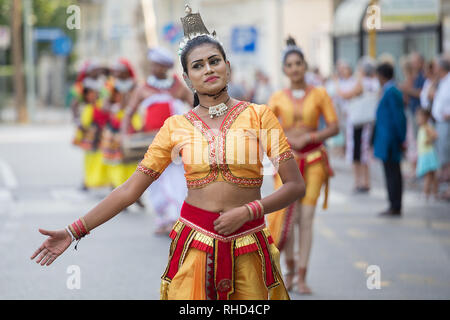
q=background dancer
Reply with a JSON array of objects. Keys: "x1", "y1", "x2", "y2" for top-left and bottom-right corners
[
  {"x1": 121, "y1": 46, "x2": 193, "y2": 234},
  {"x1": 99, "y1": 58, "x2": 145, "y2": 208},
  {"x1": 266, "y1": 37, "x2": 339, "y2": 295},
  {"x1": 72, "y1": 80, "x2": 110, "y2": 190}
]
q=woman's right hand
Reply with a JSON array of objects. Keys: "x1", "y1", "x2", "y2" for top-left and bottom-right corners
[{"x1": 30, "y1": 229, "x2": 72, "y2": 266}]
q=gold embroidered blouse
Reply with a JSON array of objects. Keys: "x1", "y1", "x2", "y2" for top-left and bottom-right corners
[{"x1": 137, "y1": 102, "x2": 294, "y2": 188}]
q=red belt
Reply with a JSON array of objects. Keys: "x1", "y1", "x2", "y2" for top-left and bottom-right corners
[{"x1": 162, "y1": 201, "x2": 278, "y2": 300}]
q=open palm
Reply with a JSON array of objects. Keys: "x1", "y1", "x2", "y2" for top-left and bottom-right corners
[{"x1": 30, "y1": 229, "x2": 72, "y2": 266}]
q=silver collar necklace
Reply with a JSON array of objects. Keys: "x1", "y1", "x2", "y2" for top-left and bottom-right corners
[{"x1": 200, "y1": 97, "x2": 231, "y2": 119}]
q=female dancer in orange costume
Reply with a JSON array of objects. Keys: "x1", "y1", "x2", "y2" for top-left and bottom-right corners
[
  {"x1": 266, "y1": 37, "x2": 339, "y2": 294},
  {"x1": 31, "y1": 6, "x2": 305, "y2": 300}
]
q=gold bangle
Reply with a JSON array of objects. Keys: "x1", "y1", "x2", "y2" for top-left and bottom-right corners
[
  {"x1": 244, "y1": 204, "x2": 254, "y2": 221},
  {"x1": 255, "y1": 200, "x2": 264, "y2": 219},
  {"x1": 80, "y1": 217, "x2": 89, "y2": 233}
]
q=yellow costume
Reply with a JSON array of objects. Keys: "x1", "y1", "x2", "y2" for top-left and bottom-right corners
[
  {"x1": 73, "y1": 99, "x2": 110, "y2": 188},
  {"x1": 138, "y1": 102, "x2": 293, "y2": 300},
  {"x1": 101, "y1": 104, "x2": 138, "y2": 188},
  {"x1": 266, "y1": 87, "x2": 338, "y2": 250}
]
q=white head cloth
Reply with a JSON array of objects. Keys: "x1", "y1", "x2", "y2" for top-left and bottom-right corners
[{"x1": 147, "y1": 47, "x2": 174, "y2": 68}]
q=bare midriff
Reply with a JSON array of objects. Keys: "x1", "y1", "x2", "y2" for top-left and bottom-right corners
[{"x1": 185, "y1": 182, "x2": 261, "y2": 212}]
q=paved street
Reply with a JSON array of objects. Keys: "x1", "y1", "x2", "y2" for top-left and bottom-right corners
[{"x1": 0, "y1": 120, "x2": 449, "y2": 300}]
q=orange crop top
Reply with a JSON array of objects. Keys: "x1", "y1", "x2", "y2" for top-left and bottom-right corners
[
  {"x1": 268, "y1": 87, "x2": 338, "y2": 130},
  {"x1": 137, "y1": 102, "x2": 294, "y2": 188}
]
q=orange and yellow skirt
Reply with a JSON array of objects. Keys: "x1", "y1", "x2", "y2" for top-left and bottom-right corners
[{"x1": 161, "y1": 201, "x2": 290, "y2": 300}]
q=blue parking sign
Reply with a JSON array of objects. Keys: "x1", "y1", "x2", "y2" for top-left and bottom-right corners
[
  {"x1": 231, "y1": 26, "x2": 257, "y2": 53},
  {"x1": 52, "y1": 36, "x2": 72, "y2": 56}
]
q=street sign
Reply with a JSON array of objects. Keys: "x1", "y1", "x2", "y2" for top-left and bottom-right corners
[
  {"x1": 231, "y1": 26, "x2": 258, "y2": 53},
  {"x1": 162, "y1": 22, "x2": 183, "y2": 45},
  {"x1": 33, "y1": 28, "x2": 64, "y2": 41},
  {"x1": 52, "y1": 36, "x2": 72, "y2": 56},
  {"x1": 0, "y1": 26, "x2": 10, "y2": 49}
]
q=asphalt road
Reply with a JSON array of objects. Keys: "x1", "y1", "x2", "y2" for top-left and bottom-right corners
[{"x1": 1, "y1": 123, "x2": 449, "y2": 300}]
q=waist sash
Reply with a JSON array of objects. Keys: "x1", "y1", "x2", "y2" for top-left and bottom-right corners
[
  {"x1": 161, "y1": 201, "x2": 280, "y2": 300},
  {"x1": 294, "y1": 142, "x2": 334, "y2": 209}
]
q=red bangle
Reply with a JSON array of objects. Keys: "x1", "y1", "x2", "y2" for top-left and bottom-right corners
[
  {"x1": 69, "y1": 218, "x2": 89, "y2": 240},
  {"x1": 254, "y1": 200, "x2": 264, "y2": 219},
  {"x1": 76, "y1": 219, "x2": 87, "y2": 235},
  {"x1": 247, "y1": 202, "x2": 258, "y2": 220},
  {"x1": 251, "y1": 201, "x2": 261, "y2": 219},
  {"x1": 246, "y1": 200, "x2": 265, "y2": 220},
  {"x1": 244, "y1": 204, "x2": 253, "y2": 221},
  {"x1": 80, "y1": 217, "x2": 90, "y2": 234},
  {"x1": 71, "y1": 222, "x2": 82, "y2": 239}
]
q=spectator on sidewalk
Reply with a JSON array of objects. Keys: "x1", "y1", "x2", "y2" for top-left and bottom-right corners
[
  {"x1": 331, "y1": 59, "x2": 356, "y2": 157},
  {"x1": 373, "y1": 62, "x2": 407, "y2": 217},
  {"x1": 415, "y1": 108, "x2": 439, "y2": 200},
  {"x1": 337, "y1": 56, "x2": 379, "y2": 193},
  {"x1": 420, "y1": 60, "x2": 439, "y2": 112},
  {"x1": 431, "y1": 55, "x2": 450, "y2": 201}
]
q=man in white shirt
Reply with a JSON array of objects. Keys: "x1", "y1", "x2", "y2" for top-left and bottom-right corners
[{"x1": 431, "y1": 55, "x2": 450, "y2": 200}]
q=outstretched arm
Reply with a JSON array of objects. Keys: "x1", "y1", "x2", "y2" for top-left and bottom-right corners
[
  {"x1": 81, "y1": 171, "x2": 153, "y2": 230},
  {"x1": 30, "y1": 171, "x2": 155, "y2": 266}
]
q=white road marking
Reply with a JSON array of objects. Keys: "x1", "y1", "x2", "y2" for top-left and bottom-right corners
[{"x1": 0, "y1": 126, "x2": 72, "y2": 143}]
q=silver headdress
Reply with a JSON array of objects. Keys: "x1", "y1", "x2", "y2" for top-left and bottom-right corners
[{"x1": 178, "y1": 5, "x2": 222, "y2": 56}]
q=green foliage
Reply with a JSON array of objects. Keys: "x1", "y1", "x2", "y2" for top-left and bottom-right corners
[{"x1": 0, "y1": 0, "x2": 12, "y2": 26}]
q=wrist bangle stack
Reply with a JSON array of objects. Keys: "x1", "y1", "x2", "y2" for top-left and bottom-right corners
[
  {"x1": 67, "y1": 217, "x2": 90, "y2": 241},
  {"x1": 244, "y1": 200, "x2": 264, "y2": 220}
]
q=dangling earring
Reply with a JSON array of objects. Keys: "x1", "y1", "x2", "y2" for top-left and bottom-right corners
[{"x1": 183, "y1": 73, "x2": 196, "y2": 93}]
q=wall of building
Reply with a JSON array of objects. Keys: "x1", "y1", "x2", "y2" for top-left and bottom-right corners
[
  {"x1": 282, "y1": 0, "x2": 335, "y2": 79},
  {"x1": 74, "y1": 0, "x2": 336, "y2": 89},
  {"x1": 74, "y1": 0, "x2": 153, "y2": 80}
]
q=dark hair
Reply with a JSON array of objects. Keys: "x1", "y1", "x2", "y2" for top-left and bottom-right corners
[
  {"x1": 283, "y1": 49, "x2": 305, "y2": 65},
  {"x1": 376, "y1": 62, "x2": 394, "y2": 80},
  {"x1": 417, "y1": 107, "x2": 431, "y2": 118},
  {"x1": 180, "y1": 35, "x2": 227, "y2": 107},
  {"x1": 282, "y1": 37, "x2": 305, "y2": 65},
  {"x1": 82, "y1": 87, "x2": 96, "y2": 103}
]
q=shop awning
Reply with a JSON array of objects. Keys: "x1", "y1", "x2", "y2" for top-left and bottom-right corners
[
  {"x1": 333, "y1": 0, "x2": 371, "y2": 36},
  {"x1": 333, "y1": 0, "x2": 441, "y2": 37}
]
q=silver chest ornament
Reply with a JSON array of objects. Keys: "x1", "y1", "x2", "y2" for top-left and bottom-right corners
[{"x1": 207, "y1": 103, "x2": 229, "y2": 118}]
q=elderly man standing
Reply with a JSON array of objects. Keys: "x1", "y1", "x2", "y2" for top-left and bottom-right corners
[
  {"x1": 373, "y1": 62, "x2": 407, "y2": 217},
  {"x1": 121, "y1": 46, "x2": 193, "y2": 234},
  {"x1": 432, "y1": 55, "x2": 450, "y2": 201}
]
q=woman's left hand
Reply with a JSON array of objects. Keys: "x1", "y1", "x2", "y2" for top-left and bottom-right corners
[{"x1": 213, "y1": 206, "x2": 250, "y2": 236}]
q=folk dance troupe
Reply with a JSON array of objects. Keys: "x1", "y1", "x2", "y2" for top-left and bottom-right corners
[{"x1": 31, "y1": 5, "x2": 339, "y2": 300}]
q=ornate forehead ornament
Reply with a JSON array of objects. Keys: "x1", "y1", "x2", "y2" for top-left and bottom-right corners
[{"x1": 178, "y1": 4, "x2": 222, "y2": 56}]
